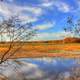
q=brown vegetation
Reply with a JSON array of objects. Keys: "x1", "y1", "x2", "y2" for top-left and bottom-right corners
[
  {"x1": 63, "y1": 37, "x2": 80, "y2": 43},
  {"x1": 0, "y1": 37, "x2": 80, "y2": 58}
]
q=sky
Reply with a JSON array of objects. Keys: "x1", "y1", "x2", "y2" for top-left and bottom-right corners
[{"x1": 0, "y1": 0, "x2": 80, "y2": 41}]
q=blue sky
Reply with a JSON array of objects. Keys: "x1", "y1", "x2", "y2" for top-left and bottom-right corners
[{"x1": 0, "y1": 0, "x2": 80, "y2": 41}]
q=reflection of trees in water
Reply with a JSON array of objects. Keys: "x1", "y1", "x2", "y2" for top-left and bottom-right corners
[
  {"x1": 0, "y1": 60, "x2": 44, "y2": 80},
  {"x1": 56, "y1": 66, "x2": 80, "y2": 80},
  {"x1": 0, "y1": 74, "x2": 8, "y2": 80},
  {"x1": 0, "y1": 59, "x2": 80, "y2": 80}
]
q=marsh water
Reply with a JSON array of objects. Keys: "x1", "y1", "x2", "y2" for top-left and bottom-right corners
[{"x1": 0, "y1": 58, "x2": 80, "y2": 80}]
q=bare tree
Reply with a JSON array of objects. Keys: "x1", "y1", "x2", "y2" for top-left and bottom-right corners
[
  {"x1": 0, "y1": 16, "x2": 37, "y2": 64},
  {"x1": 64, "y1": 16, "x2": 80, "y2": 37}
]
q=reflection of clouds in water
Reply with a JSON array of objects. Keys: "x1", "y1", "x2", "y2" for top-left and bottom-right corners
[
  {"x1": 21, "y1": 58, "x2": 78, "y2": 67},
  {"x1": 19, "y1": 61, "x2": 44, "y2": 79},
  {"x1": 64, "y1": 72, "x2": 70, "y2": 78},
  {"x1": 0, "y1": 60, "x2": 44, "y2": 80},
  {"x1": 0, "y1": 58, "x2": 80, "y2": 80}
]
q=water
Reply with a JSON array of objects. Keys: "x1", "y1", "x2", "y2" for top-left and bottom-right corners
[
  {"x1": 18, "y1": 58, "x2": 80, "y2": 79},
  {"x1": 0, "y1": 58, "x2": 80, "y2": 80}
]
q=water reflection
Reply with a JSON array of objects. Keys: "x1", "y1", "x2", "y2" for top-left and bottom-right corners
[
  {"x1": 0, "y1": 58, "x2": 80, "y2": 80},
  {"x1": 18, "y1": 58, "x2": 80, "y2": 80}
]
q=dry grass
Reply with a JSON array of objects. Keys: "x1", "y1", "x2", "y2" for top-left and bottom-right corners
[{"x1": 0, "y1": 42, "x2": 80, "y2": 58}]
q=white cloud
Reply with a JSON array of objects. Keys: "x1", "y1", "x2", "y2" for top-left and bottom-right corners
[
  {"x1": 30, "y1": 32, "x2": 75, "y2": 41},
  {"x1": 0, "y1": 1, "x2": 43, "y2": 22},
  {"x1": 41, "y1": 2, "x2": 53, "y2": 7},
  {"x1": 0, "y1": 2, "x2": 11, "y2": 17},
  {"x1": 36, "y1": 22, "x2": 55, "y2": 30},
  {"x1": 55, "y1": 2, "x2": 71, "y2": 13},
  {"x1": 40, "y1": 0, "x2": 73, "y2": 13},
  {"x1": 14, "y1": 6, "x2": 42, "y2": 17},
  {"x1": 18, "y1": 14, "x2": 38, "y2": 23}
]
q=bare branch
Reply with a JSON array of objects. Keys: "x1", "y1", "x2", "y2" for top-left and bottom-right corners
[{"x1": 0, "y1": 16, "x2": 37, "y2": 64}]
